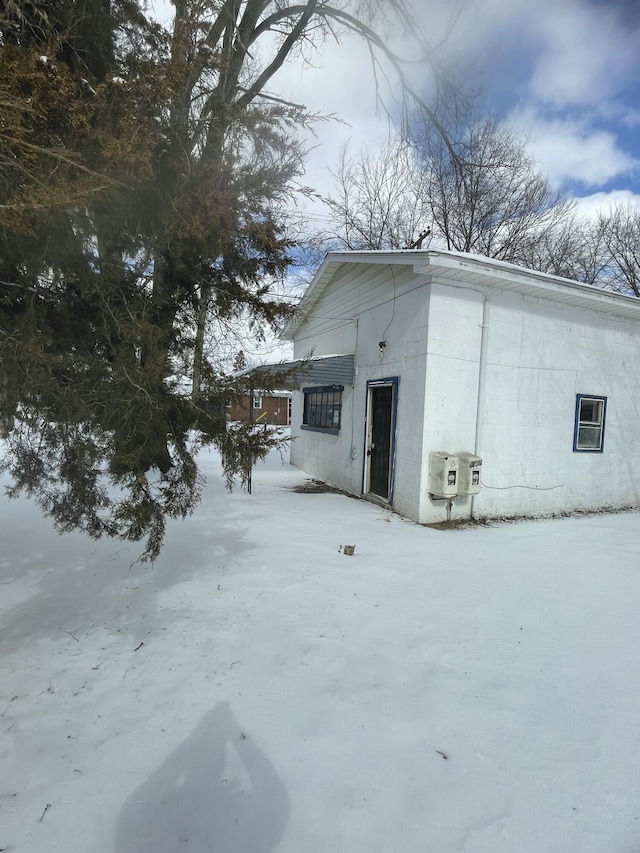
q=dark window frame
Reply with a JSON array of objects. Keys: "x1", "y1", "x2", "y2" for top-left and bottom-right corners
[
  {"x1": 302, "y1": 385, "x2": 344, "y2": 434},
  {"x1": 573, "y1": 394, "x2": 607, "y2": 452}
]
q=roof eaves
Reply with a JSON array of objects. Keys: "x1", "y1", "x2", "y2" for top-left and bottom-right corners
[{"x1": 414, "y1": 250, "x2": 640, "y2": 320}]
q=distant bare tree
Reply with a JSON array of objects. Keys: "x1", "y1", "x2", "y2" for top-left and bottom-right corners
[
  {"x1": 421, "y1": 115, "x2": 574, "y2": 263},
  {"x1": 594, "y1": 202, "x2": 640, "y2": 296},
  {"x1": 512, "y1": 213, "x2": 609, "y2": 284},
  {"x1": 321, "y1": 138, "x2": 432, "y2": 250},
  {"x1": 321, "y1": 115, "x2": 576, "y2": 266},
  {"x1": 320, "y1": 114, "x2": 640, "y2": 305},
  {"x1": 532, "y1": 202, "x2": 640, "y2": 294}
]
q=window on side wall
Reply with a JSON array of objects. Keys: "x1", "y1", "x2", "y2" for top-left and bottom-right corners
[
  {"x1": 573, "y1": 395, "x2": 606, "y2": 452},
  {"x1": 302, "y1": 385, "x2": 343, "y2": 433},
  {"x1": 252, "y1": 392, "x2": 262, "y2": 409}
]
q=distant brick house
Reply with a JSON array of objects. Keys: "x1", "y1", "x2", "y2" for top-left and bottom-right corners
[{"x1": 226, "y1": 391, "x2": 291, "y2": 426}]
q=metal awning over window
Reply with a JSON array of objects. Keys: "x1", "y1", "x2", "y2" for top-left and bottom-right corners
[{"x1": 240, "y1": 354, "x2": 355, "y2": 390}]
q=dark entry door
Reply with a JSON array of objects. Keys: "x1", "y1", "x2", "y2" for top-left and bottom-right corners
[{"x1": 368, "y1": 385, "x2": 393, "y2": 499}]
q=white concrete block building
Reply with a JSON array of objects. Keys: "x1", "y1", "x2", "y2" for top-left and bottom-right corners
[{"x1": 282, "y1": 250, "x2": 640, "y2": 523}]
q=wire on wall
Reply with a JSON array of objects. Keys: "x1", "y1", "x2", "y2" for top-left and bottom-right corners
[
  {"x1": 481, "y1": 482, "x2": 564, "y2": 491},
  {"x1": 380, "y1": 264, "x2": 398, "y2": 344},
  {"x1": 350, "y1": 318, "x2": 359, "y2": 455}
]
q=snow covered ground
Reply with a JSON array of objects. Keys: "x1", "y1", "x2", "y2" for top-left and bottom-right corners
[{"x1": 2, "y1": 443, "x2": 640, "y2": 853}]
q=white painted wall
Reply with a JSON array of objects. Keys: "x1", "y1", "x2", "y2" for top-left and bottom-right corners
[
  {"x1": 291, "y1": 257, "x2": 640, "y2": 525},
  {"x1": 418, "y1": 283, "x2": 484, "y2": 522},
  {"x1": 290, "y1": 263, "x2": 431, "y2": 512},
  {"x1": 420, "y1": 279, "x2": 640, "y2": 522}
]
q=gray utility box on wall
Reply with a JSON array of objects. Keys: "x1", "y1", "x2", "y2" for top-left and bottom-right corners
[
  {"x1": 429, "y1": 451, "x2": 459, "y2": 497},
  {"x1": 457, "y1": 452, "x2": 483, "y2": 495}
]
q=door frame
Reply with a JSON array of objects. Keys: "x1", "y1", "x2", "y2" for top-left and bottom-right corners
[{"x1": 362, "y1": 376, "x2": 399, "y2": 503}]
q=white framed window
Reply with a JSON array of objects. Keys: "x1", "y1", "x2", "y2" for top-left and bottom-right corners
[
  {"x1": 573, "y1": 394, "x2": 606, "y2": 452},
  {"x1": 252, "y1": 392, "x2": 262, "y2": 409}
]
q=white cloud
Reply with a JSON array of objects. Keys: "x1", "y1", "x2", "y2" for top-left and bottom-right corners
[
  {"x1": 278, "y1": 36, "x2": 409, "y2": 203},
  {"x1": 528, "y1": 0, "x2": 640, "y2": 108},
  {"x1": 145, "y1": 2, "x2": 640, "y2": 201},
  {"x1": 511, "y1": 107, "x2": 638, "y2": 188},
  {"x1": 571, "y1": 189, "x2": 640, "y2": 219},
  {"x1": 451, "y1": 0, "x2": 640, "y2": 110}
]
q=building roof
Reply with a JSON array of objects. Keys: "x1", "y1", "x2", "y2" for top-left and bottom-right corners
[{"x1": 283, "y1": 249, "x2": 640, "y2": 339}]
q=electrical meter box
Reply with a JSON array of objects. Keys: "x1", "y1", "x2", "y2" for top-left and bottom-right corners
[
  {"x1": 429, "y1": 452, "x2": 459, "y2": 497},
  {"x1": 457, "y1": 452, "x2": 483, "y2": 495}
]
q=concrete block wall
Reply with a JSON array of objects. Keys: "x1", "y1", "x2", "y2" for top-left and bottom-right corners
[
  {"x1": 290, "y1": 264, "x2": 431, "y2": 508},
  {"x1": 420, "y1": 281, "x2": 640, "y2": 522}
]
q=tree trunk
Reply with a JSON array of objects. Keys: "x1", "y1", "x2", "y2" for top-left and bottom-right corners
[{"x1": 192, "y1": 281, "x2": 212, "y2": 403}]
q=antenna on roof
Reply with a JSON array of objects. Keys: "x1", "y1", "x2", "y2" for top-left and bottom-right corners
[{"x1": 404, "y1": 228, "x2": 431, "y2": 250}]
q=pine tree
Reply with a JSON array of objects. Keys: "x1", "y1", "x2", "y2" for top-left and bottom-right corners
[{"x1": 0, "y1": 0, "x2": 465, "y2": 560}]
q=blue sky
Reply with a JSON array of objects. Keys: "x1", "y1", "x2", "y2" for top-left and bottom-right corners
[
  {"x1": 148, "y1": 0, "x2": 640, "y2": 217},
  {"x1": 147, "y1": 0, "x2": 639, "y2": 362},
  {"x1": 278, "y1": 0, "x2": 640, "y2": 218},
  {"x1": 464, "y1": 0, "x2": 640, "y2": 202}
]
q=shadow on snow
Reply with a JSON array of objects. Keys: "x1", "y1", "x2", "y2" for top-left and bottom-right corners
[{"x1": 114, "y1": 702, "x2": 290, "y2": 853}]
